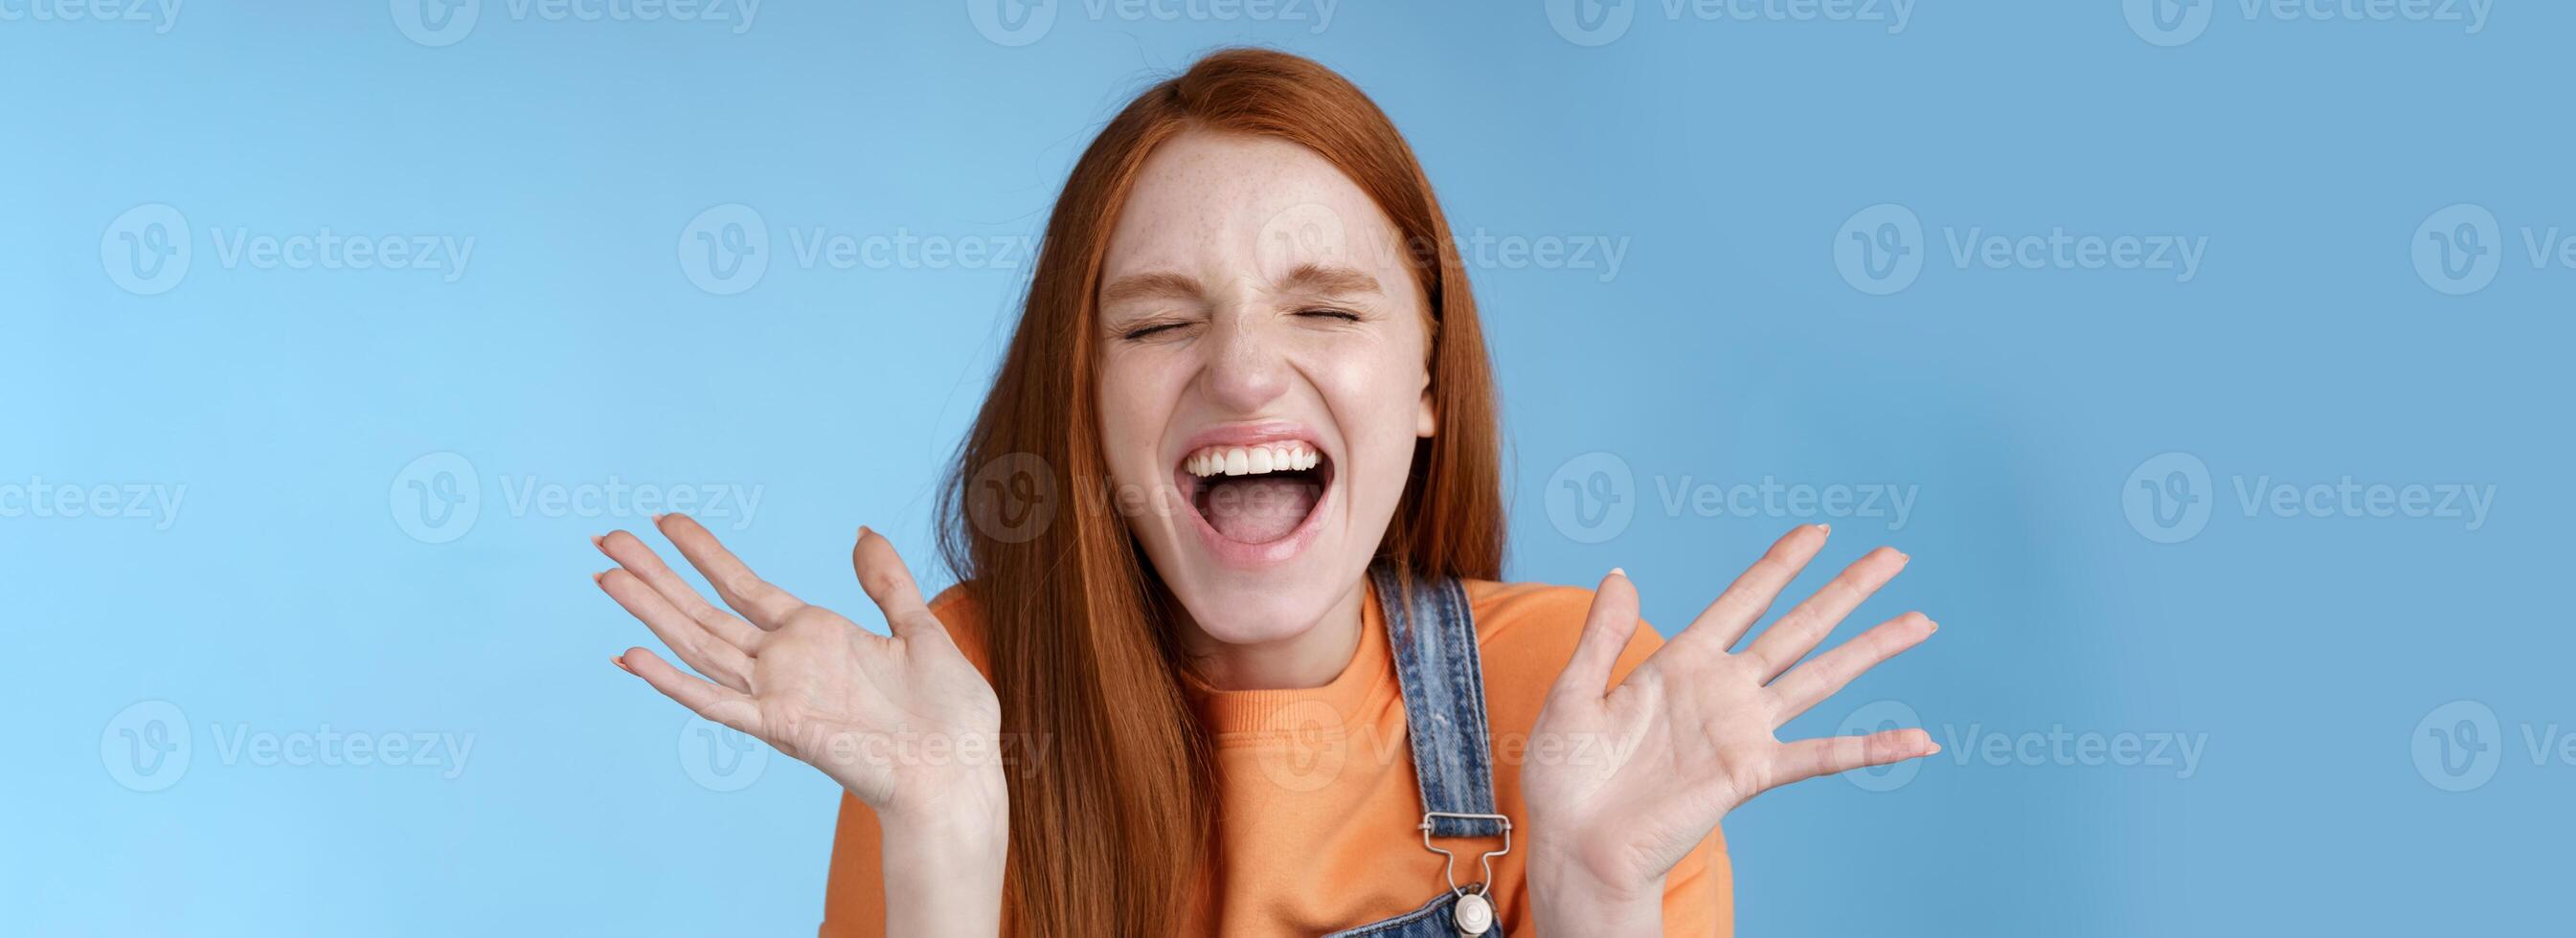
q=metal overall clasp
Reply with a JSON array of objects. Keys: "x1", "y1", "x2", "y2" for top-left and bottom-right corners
[{"x1": 1419, "y1": 811, "x2": 1511, "y2": 935}]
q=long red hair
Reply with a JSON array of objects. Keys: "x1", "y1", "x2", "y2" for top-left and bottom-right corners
[{"x1": 937, "y1": 47, "x2": 1504, "y2": 937}]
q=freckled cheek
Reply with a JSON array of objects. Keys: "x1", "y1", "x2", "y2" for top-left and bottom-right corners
[
  {"x1": 1095, "y1": 352, "x2": 1190, "y2": 489},
  {"x1": 1309, "y1": 347, "x2": 1429, "y2": 511}
]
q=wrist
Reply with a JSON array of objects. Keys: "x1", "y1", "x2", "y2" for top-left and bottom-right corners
[
  {"x1": 877, "y1": 779, "x2": 1009, "y2": 938},
  {"x1": 878, "y1": 771, "x2": 1010, "y2": 855},
  {"x1": 1527, "y1": 837, "x2": 1663, "y2": 933}
]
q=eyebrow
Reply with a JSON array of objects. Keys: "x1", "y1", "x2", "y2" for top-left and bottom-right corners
[
  {"x1": 1097, "y1": 263, "x2": 1384, "y2": 307},
  {"x1": 1277, "y1": 262, "x2": 1382, "y2": 298},
  {"x1": 1099, "y1": 270, "x2": 1202, "y2": 305}
]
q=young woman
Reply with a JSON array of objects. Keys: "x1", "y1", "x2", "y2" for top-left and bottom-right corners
[{"x1": 589, "y1": 49, "x2": 1938, "y2": 937}]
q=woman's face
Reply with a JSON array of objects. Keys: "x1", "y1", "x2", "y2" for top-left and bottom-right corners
[{"x1": 1095, "y1": 129, "x2": 1435, "y2": 647}]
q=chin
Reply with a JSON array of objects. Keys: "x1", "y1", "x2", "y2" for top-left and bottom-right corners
[{"x1": 1173, "y1": 574, "x2": 1345, "y2": 646}]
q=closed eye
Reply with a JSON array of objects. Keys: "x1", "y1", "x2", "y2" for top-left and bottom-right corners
[{"x1": 1296, "y1": 307, "x2": 1363, "y2": 323}]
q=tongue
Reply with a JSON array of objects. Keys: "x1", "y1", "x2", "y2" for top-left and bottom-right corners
[{"x1": 1201, "y1": 476, "x2": 1319, "y2": 543}]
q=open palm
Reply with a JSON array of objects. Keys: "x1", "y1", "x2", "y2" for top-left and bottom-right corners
[
  {"x1": 1525, "y1": 525, "x2": 1939, "y2": 897},
  {"x1": 591, "y1": 514, "x2": 1003, "y2": 819}
]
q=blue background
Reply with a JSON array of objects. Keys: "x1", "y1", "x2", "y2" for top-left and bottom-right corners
[{"x1": 8, "y1": 1, "x2": 2568, "y2": 934}]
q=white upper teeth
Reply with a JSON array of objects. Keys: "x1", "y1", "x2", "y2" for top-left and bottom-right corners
[{"x1": 1186, "y1": 441, "x2": 1322, "y2": 478}]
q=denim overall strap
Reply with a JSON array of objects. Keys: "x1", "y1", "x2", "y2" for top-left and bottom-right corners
[
  {"x1": 1370, "y1": 565, "x2": 1504, "y2": 838},
  {"x1": 1318, "y1": 566, "x2": 1511, "y2": 937}
]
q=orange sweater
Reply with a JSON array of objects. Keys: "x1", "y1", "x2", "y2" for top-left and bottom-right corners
[{"x1": 820, "y1": 578, "x2": 1730, "y2": 936}]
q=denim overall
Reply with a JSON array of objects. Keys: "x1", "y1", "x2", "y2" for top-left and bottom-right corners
[{"x1": 1322, "y1": 567, "x2": 1512, "y2": 937}]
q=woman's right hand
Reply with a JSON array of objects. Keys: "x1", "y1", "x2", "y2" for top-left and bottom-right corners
[{"x1": 591, "y1": 514, "x2": 1006, "y2": 828}]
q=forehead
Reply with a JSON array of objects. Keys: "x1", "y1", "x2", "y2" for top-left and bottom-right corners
[{"x1": 1100, "y1": 130, "x2": 1412, "y2": 289}]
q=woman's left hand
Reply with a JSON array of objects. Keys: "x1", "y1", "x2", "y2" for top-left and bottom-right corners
[{"x1": 1521, "y1": 524, "x2": 1939, "y2": 930}]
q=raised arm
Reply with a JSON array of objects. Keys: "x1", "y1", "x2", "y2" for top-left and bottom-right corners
[{"x1": 593, "y1": 514, "x2": 1006, "y2": 937}]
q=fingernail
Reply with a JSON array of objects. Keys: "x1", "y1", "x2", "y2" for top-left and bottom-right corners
[
  {"x1": 857, "y1": 525, "x2": 872, "y2": 540},
  {"x1": 590, "y1": 534, "x2": 606, "y2": 550},
  {"x1": 1926, "y1": 742, "x2": 1942, "y2": 755},
  {"x1": 592, "y1": 570, "x2": 609, "y2": 585},
  {"x1": 652, "y1": 513, "x2": 669, "y2": 523},
  {"x1": 611, "y1": 655, "x2": 630, "y2": 673},
  {"x1": 1816, "y1": 524, "x2": 1831, "y2": 535},
  {"x1": 1608, "y1": 567, "x2": 1625, "y2": 578}
]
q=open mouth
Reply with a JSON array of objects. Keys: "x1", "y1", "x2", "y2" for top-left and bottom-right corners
[{"x1": 1178, "y1": 438, "x2": 1333, "y2": 546}]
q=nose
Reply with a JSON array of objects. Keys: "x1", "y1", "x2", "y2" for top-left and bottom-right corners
[{"x1": 1197, "y1": 309, "x2": 1291, "y2": 415}]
